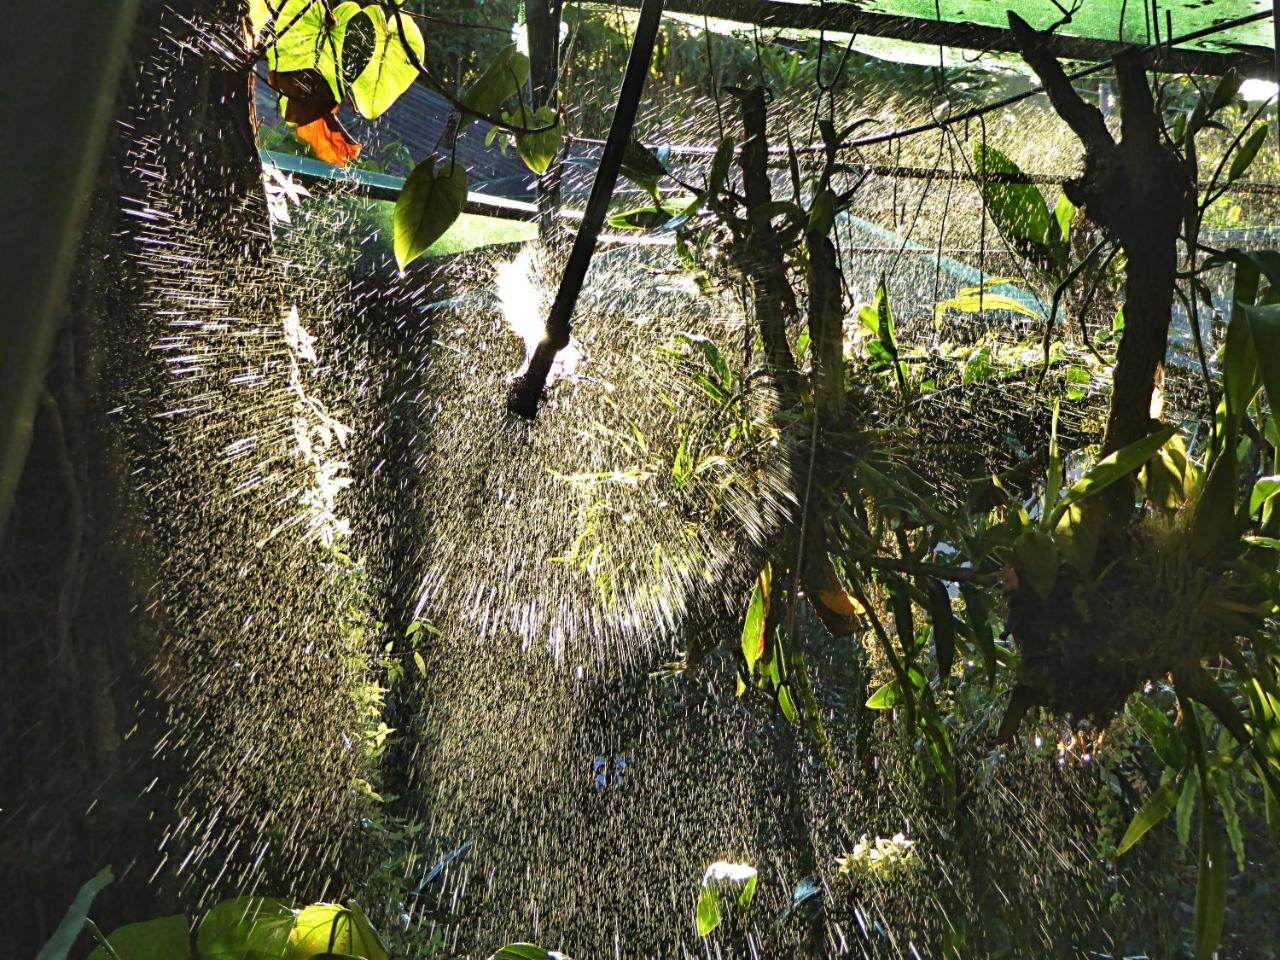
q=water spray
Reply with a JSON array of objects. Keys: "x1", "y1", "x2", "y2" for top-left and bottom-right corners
[{"x1": 506, "y1": 0, "x2": 667, "y2": 419}]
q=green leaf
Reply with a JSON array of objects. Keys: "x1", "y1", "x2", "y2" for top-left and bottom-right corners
[
  {"x1": 959, "y1": 584, "x2": 997, "y2": 684},
  {"x1": 1219, "y1": 782, "x2": 1247, "y2": 871},
  {"x1": 1242, "y1": 302, "x2": 1280, "y2": 435},
  {"x1": 607, "y1": 204, "x2": 673, "y2": 231},
  {"x1": 1117, "y1": 778, "x2": 1179, "y2": 855},
  {"x1": 1179, "y1": 663, "x2": 1253, "y2": 751},
  {"x1": 1190, "y1": 451, "x2": 1240, "y2": 562},
  {"x1": 926, "y1": 580, "x2": 957, "y2": 676},
  {"x1": 1128, "y1": 695, "x2": 1188, "y2": 770},
  {"x1": 513, "y1": 106, "x2": 562, "y2": 175},
  {"x1": 778, "y1": 683, "x2": 800, "y2": 725},
  {"x1": 866, "y1": 679, "x2": 901, "y2": 710},
  {"x1": 1250, "y1": 475, "x2": 1280, "y2": 516},
  {"x1": 1045, "y1": 400, "x2": 1063, "y2": 515},
  {"x1": 695, "y1": 886, "x2": 722, "y2": 937},
  {"x1": 265, "y1": 1, "x2": 359, "y2": 101},
  {"x1": 349, "y1": 6, "x2": 424, "y2": 119},
  {"x1": 412, "y1": 651, "x2": 426, "y2": 676},
  {"x1": 1177, "y1": 772, "x2": 1199, "y2": 850},
  {"x1": 740, "y1": 566, "x2": 769, "y2": 675},
  {"x1": 934, "y1": 288, "x2": 1042, "y2": 327},
  {"x1": 393, "y1": 159, "x2": 468, "y2": 269},
  {"x1": 1012, "y1": 530, "x2": 1058, "y2": 600},
  {"x1": 196, "y1": 897, "x2": 297, "y2": 960},
  {"x1": 1209, "y1": 69, "x2": 1242, "y2": 111},
  {"x1": 973, "y1": 143, "x2": 1051, "y2": 248},
  {"x1": 87, "y1": 916, "x2": 190, "y2": 960},
  {"x1": 490, "y1": 946, "x2": 558, "y2": 960},
  {"x1": 1051, "y1": 193, "x2": 1076, "y2": 246},
  {"x1": 1194, "y1": 807, "x2": 1227, "y2": 960},
  {"x1": 809, "y1": 187, "x2": 837, "y2": 235},
  {"x1": 35, "y1": 867, "x2": 113, "y2": 960},
  {"x1": 1229, "y1": 124, "x2": 1268, "y2": 184},
  {"x1": 461, "y1": 44, "x2": 529, "y2": 127},
  {"x1": 737, "y1": 872, "x2": 758, "y2": 911},
  {"x1": 620, "y1": 137, "x2": 667, "y2": 197},
  {"x1": 1049, "y1": 425, "x2": 1178, "y2": 526}
]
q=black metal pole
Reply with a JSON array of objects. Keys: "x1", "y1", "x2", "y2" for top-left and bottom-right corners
[{"x1": 507, "y1": 0, "x2": 666, "y2": 419}]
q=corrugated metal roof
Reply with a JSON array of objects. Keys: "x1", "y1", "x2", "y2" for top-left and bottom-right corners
[{"x1": 254, "y1": 71, "x2": 535, "y2": 194}]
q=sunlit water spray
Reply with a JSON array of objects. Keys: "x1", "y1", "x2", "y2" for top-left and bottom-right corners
[{"x1": 77, "y1": 9, "x2": 1167, "y2": 957}]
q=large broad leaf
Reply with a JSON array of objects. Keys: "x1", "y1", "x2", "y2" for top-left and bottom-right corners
[
  {"x1": 1012, "y1": 529, "x2": 1058, "y2": 599},
  {"x1": 394, "y1": 159, "x2": 468, "y2": 269},
  {"x1": 349, "y1": 6, "x2": 424, "y2": 119},
  {"x1": 265, "y1": 1, "x2": 361, "y2": 101},
  {"x1": 973, "y1": 143, "x2": 1051, "y2": 249},
  {"x1": 287, "y1": 903, "x2": 386, "y2": 960},
  {"x1": 87, "y1": 916, "x2": 191, "y2": 960},
  {"x1": 1116, "y1": 778, "x2": 1179, "y2": 855},
  {"x1": 196, "y1": 897, "x2": 297, "y2": 960},
  {"x1": 35, "y1": 867, "x2": 112, "y2": 960},
  {"x1": 461, "y1": 44, "x2": 529, "y2": 127},
  {"x1": 513, "y1": 106, "x2": 563, "y2": 175},
  {"x1": 1048, "y1": 425, "x2": 1178, "y2": 527}
]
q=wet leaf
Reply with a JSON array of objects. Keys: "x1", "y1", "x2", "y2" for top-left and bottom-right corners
[
  {"x1": 491, "y1": 945, "x2": 561, "y2": 960},
  {"x1": 394, "y1": 159, "x2": 467, "y2": 269},
  {"x1": 925, "y1": 580, "x2": 956, "y2": 676}
]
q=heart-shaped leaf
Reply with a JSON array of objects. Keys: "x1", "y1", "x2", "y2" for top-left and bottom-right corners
[
  {"x1": 394, "y1": 159, "x2": 468, "y2": 269},
  {"x1": 349, "y1": 6, "x2": 424, "y2": 119}
]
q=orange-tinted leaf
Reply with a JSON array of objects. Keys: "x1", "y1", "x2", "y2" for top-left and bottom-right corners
[
  {"x1": 268, "y1": 68, "x2": 339, "y2": 126},
  {"x1": 817, "y1": 588, "x2": 864, "y2": 618},
  {"x1": 297, "y1": 110, "x2": 361, "y2": 166}
]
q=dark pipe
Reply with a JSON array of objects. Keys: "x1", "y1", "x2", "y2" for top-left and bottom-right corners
[{"x1": 507, "y1": 0, "x2": 667, "y2": 419}]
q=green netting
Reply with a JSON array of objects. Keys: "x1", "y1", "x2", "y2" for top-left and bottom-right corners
[{"x1": 856, "y1": 0, "x2": 1272, "y2": 54}]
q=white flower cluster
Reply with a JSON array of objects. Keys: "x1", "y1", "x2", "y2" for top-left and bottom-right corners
[{"x1": 836, "y1": 832, "x2": 916, "y2": 880}]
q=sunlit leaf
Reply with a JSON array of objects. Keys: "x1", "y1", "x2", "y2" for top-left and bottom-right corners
[
  {"x1": 513, "y1": 106, "x2": 563, "y2": 175},
  {"x1": 394, "y1": 159, "x2": 468, "y2": 269},
  {"x1": 295, "y1": 110, "x2": 361, "y2": 167},
  {"x1": 349, "y1": 5, "x2": 424, "y2": 119},
  {"x1": 1049, "y1": 425, "x2": 1178, "y2": 527},
  {"x1": 461, "y1": 44, "x2": 530, "y2": 126},
  {"x1": 973, "y1": 143, "x2": 1051, "y2": 248},
  {"x1": 695, "y1": 886, "x2": 721, "y2": 937},
  {"x1": 490, "y1": 945, "x2": 561, "y2": 960},
  {"x1": 740, "y1": 565, "x2": 770, "y2": 675},
  {"x1": 197, "y1": 897, "x2": 297, "y2": 960}
]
